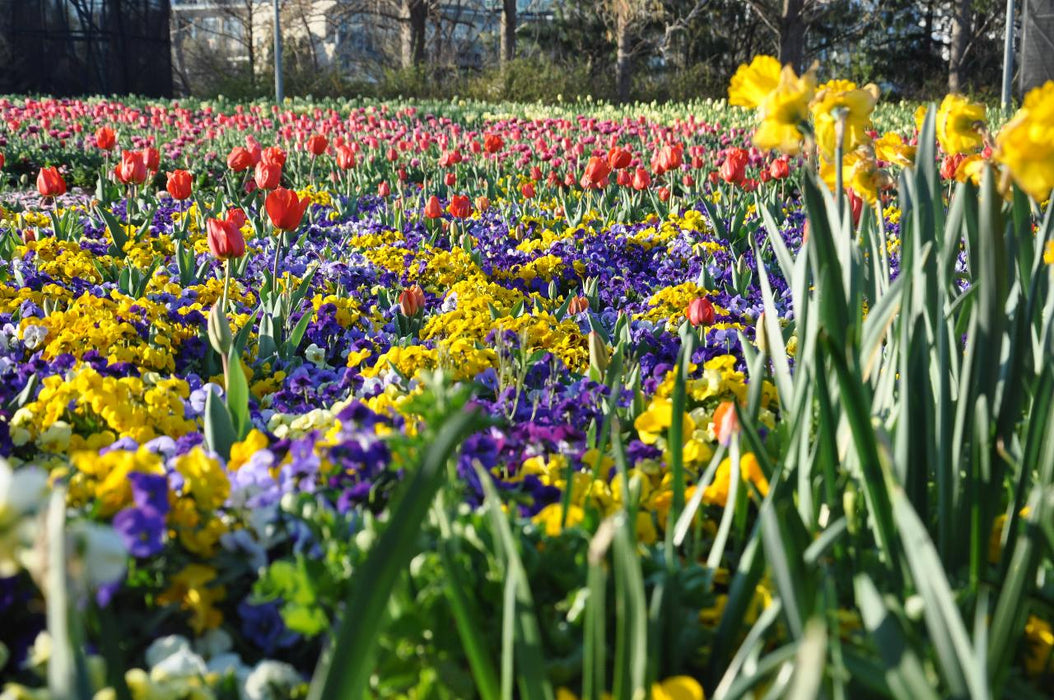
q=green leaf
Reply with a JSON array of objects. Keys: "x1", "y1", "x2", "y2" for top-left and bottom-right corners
[
  {"x1": 204, "y1": 386, "x2": 237, "y2": 460},
  {"x1": 308, "y1": 408, "x2": 484, "y2": 700}
]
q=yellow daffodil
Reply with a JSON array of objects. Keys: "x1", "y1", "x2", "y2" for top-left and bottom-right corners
[
  {"x1": 753, "y1": 65, "x2": 817, "y2": 155},
  {"x1": 728, "y1": 55, "x2": 781, "y2": 109},
  {"x1": 996, "y1": 81, "x2": 1054, "y2": 202},
  {"x1": 936, "y1": 93, "x2": 986, "y2": 155},
  {"x1": 874, "y1": 132, "x2": 916, "y2": 168},
  {"x1": 811, "y1": 79, "x2": 880, "y2": 160}
]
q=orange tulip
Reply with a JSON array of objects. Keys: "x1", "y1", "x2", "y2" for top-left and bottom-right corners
[
  {"x1": 398, "y1": 284, "x2": 425, "y2": 316},
  {"x1": 713, "y1": 401, "x2": 740, "y2": 446}
]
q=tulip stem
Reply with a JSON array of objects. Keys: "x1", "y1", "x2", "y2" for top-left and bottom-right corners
[
  {"x1": 222, "y1": 259, "x2": 231, "y2": 313},
  {"x1": 272, "y1": 230, "x2": 283, "y2": 293}
]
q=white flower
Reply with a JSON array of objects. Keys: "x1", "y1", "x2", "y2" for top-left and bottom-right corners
[
  {"x1": 38, "y1": 421, "x2": 71, "y2": 453},
  {"x1": 304, "y1": 343, "x2": 327, "y2": 367},
  {"x1": 67, "y1": 521, "x2": 127, "y2": 588},
  {"x1": 21, "y1": 325, "x2": 48, "y2": 350},
  {"x1": 441, "y1": 291, "x2": 458, "y2": 313},
  {"x1": 145, "y1": 635, "x2": 191, "y2": 670},
  {"x1": 244, "y1": 660, "x2": 302, "y2": 700},
  {"x1": 193, "y1": 628, "x2": 232, "y2": 659},
  {"x1": 150, "y1": 645, "x2": 207, "y2": 680},
  {"x1": 0, "y1": 460, "x2": 48, "y2": 577}
]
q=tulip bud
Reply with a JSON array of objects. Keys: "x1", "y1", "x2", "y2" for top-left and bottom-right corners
[
  {"x1": 588, "y1": 331, "x2": 609, "y2": 376},
  {"x1": 567, "y1": 296, "x2": 589, "y2": 315},
  {"x1": 207, "y1": 302, "x2": 233, "y2": 357},
  {"x1": 686, "y1": 297, "x2": 715, "y2": 327},
  {"x1": 398, "y1": 284, "x2": 425, "y2": 316}
]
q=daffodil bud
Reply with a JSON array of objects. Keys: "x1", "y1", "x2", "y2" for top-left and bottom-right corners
[{"x1": 207, "y1": 302, "x2": 233, "y2": 357}]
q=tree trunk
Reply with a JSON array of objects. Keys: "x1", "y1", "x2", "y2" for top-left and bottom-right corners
[
  {"x1": 500, "y1": 0, "x2": 516, "y2": 65},
  {"x1": 615, "y1": 6, "x2": 631, "y2": 103},
  {"x1": 948, "y1": 0, "x2": 972, "y2": 92},
  {"x1": 244, "y1": 0, "x2": 256, "y2": 88},
  {"x1": 1021, "y1": 0, "x2": 1054, "y2": 94},
  {"x1": 400, "y1": 0, "x2": 427, "y2": 68},
  {"x1": 778, "y1": 0, "x2": 806, "y2": 71}
]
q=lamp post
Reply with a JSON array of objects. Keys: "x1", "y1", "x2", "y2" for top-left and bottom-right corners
[
  {"x1": 274, "y1": 0, "x2": 284, "y2": 104},
  {"x1": 1002, "y1": 0, "x2": 1016, "y2": 111}
]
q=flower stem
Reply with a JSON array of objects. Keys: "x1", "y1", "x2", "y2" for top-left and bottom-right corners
[{"x1": 221, "y1": 258, "x2": 231, "y2": 313}]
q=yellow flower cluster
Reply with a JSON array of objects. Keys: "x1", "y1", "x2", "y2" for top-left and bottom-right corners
[
  {"x1": 65, "y1": 447, "x2": 165, "y2": 515},
  {"x1": 11, "y1": 366, "x2": 195, "y2": 451}
]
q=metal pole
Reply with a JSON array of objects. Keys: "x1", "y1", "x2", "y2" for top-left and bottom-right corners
[
  {"x1": 274, "y1": 0, "x2": 284, "y2": 104},
  {"x1": 1002, "y1": 0, "x2": 1017, "y2": 110}
]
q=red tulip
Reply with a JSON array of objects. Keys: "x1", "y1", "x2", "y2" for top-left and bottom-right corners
[
  {"x1": 261, "y1": 146, "x2": 286, "y2": 167},
  {"x1": 521, "y1": 182, "x2": 536, "y2": 199},
  {"x1": 447, "y1": 194, "x2": 472, "y2": 219},
  {"x1": 686, "y1": 297, "x2": 715, "y2": 326},
  {"x1": 616, "y1": 170, "x2": 631, "y2": 187},
  {"x1": 336, "y1": 146, "x2": 356, "y2": 170},
  {"x1": 95, "y1": 126, "x2": 116, "y2": 150},
  {"x1": 254, "y1": 161, "x2": 282, "y2": 190},
  {"x1": 166, "y1": 169, "x2": 192, "y2": 200},
  {"x1": 583, "y1": 156, "x2": 611, "y2": 188},
  {"x1": 142, "y1": 146, "x2": 160, "y2": 172},
  {"x1": 206, "y1": 216, "x2": 246, "y2": 260},
  {"x1": 398, "y1": 284, "x2": 425, "y2": 316},
  {"x1": 377, "y1": 181, "x2": 391, "y2": 197},
  {"x1": 265, "y1": 187, "x2": 310, "y2": 231},
  {"x1": 226, "y1": 207, "x2": 248, "y2": 230},
  {"x1": 631, "y1": 167, "x2": 651, "y2": 191},
  {"x1": 608, "y1": 146, "x2": 632, "y2": 170},
  {"x1": 658, "y1": 186, "x2": 671, "y2": 202},
  {"x1": 847, "y1": 188, "x2": 864, "y2": 226},
  {"x1": 769, "y1": 157, "x2": 790, "y2": 180},
  {"x1": 651, "y1": 143, "x2": 684, "y2": 175},
  {"x1": 424, "y1": 195, "x2": 444, "y2": 219},
  {"x1": 483, "y1": 133, "x2": 504, "y2": 154},
  {"x1": 940, "y1": 153, "x2": 964, "y2": 180},
  {"x1": 719, "y1": 149, "x2": 748, "y2": 185},
  {"x1": 444, "y1": 171, "x2": 457, "y2": 187},
  {"x1": 306, "y1": 134, "x2": 328, "y2": 156},
  {"x1": 681, "y1": 173, "x2": 695, "y2": 188},
  {"x1": 114, "y1": 150, "x2": 148, "y2": 185},
  {"x1": 0, "y1": 153, "x2": 6, "y2": 170},
  {"x1": 37, "y1": 166, "x2": 66, "y2": 197},
  {"x1": 227, "y1": 147, "x2": 254, "y2": 172}
]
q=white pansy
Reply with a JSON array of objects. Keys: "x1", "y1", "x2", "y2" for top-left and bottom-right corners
[
  {"x1": 145, "y1": 635, "x2": 191, "y2": 670},
  {"x1": 21, "y1": 325, "x2": 48, "y2": 350},
  {"x1": 244, "y1": 660, "x2": 302, "y2": 700}
]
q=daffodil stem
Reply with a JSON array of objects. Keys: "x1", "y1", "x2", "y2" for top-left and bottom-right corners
[{"x1": 835, "y1": 112, "x2": 846, "y2": 224}]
